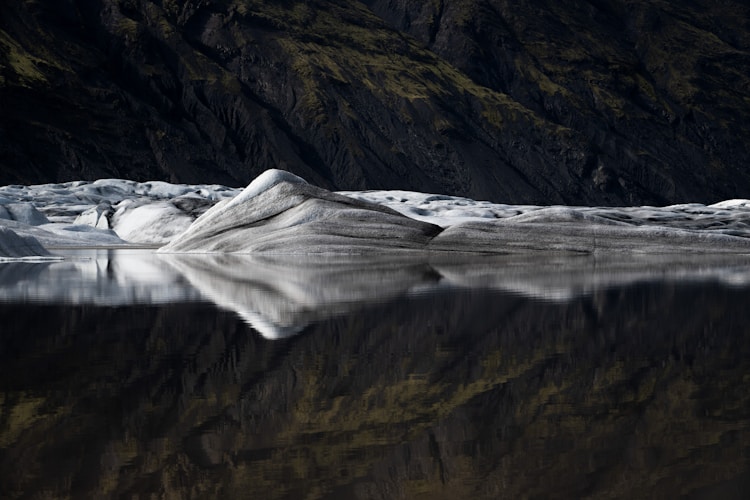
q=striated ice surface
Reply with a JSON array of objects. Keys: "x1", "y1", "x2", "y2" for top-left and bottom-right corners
[
  {"x1": 0, "y1": 202, "x2": 50, "y2": 226},
  {"x1": 162, "y1": 171, "x2": 750, "y2": 255},
  {"x1": 1, "y1": 170, "x2": 750, "y2": 253},
  {"x1": 159, "y1": 169, "x2": 443, "y2": 254},
  {"x1": 221, "y1": 168, "x2": 307, "y2": 212},
  {"x1": 342, "y1": 190, "x2": 750, "y2": 234}
]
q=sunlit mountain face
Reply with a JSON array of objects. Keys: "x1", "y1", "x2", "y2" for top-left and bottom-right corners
[{"x1": 2, "y1": 0, "x2": 749, "y2": 205}]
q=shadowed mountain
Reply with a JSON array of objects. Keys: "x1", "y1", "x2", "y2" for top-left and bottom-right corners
[{"x1": 1, "y1": 0, "x2": 749, "y2": 205}]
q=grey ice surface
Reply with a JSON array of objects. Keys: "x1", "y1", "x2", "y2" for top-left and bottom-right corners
[
  {"x1": 162, "y1": 170, "x2": 750, "y2": 255},
  {"x1": 4, "y1": 169, "x2": 750, "y2": 253},
  {"x1": 0, "y1": 226, "x2": 54, "y2": 260},
  {"x1": 160, "y1": 170, "x2": 442, "y2": 254}
]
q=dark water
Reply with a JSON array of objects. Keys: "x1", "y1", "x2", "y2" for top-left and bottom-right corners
[{"x1": 1, "y1": 250, "x2": 749, "y2": 499}]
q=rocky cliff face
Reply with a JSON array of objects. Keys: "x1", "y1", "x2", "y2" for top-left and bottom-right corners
[{"x1": 1, "y1": 0, "x2": 748, "y2": 205}]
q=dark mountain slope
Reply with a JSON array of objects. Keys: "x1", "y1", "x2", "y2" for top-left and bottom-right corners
[
  {"x1": 365, "y1": 0, "x2": 750, "y2": 202},
  {"x1": 0, "y1": 0, "x2": 748, "y2": 205}
]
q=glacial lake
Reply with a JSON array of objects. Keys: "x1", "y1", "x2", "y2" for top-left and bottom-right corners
[{"x1": 1, "y1": 249, "x2": 749, "y2": 498}]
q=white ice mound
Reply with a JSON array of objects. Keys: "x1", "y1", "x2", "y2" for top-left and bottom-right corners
[
  {"x1": 709, "y1": 199, "x2": 750, "y2": 209},
  {"x1": 160, "y1": 170, "x2": 442, "y2": 254},
  {"x1": 109, "y1": 200, "x2": 195, "y2": 244},
  {"x1": 223, "y1": 168, "x2": 308, "y2": 211},
  {"x1": 0, "y1": 227, "x2": 54, "y2": 260},
  {"x1": 74, "y1": 204, "x2": 111, "y2": 230},
  {"x1": 161, "y1": 170, "x2": 750, "y2": 255}
]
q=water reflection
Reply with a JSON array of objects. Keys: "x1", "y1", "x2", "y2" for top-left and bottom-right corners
[
  {"x1": 0, "y1": 249, "x2": 201, "y2": 305},
  {"x1": 163, "y1": 254, "x2": 445, "y2": 339},
  {"x1": 3, "y1": 250, "x2": 750, "y2": 331},
  {"x1": 0, "y1": 251, "x2": 749, "y2": 498},
  {"x1": 167, "y1": 252, "x2": 750, "y2": 338}
]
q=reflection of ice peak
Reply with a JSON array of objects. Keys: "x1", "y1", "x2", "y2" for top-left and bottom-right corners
[
  {"x1": 5, "y1": 248, "x2": 750, "y2": 338},
  {"x1": 160, "y1": 254, "x2": 440, "y2": 339},
  {"x1": 160, "y1": 253, "x2": 750, "y2": 341},
  {"x1": 234, "y1": 311, "x2": 306, "y2": 340}
]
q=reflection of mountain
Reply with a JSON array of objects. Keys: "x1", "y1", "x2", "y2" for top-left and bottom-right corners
[{"x1": 1, "y1": 280, "x2": 748, "y2": 498}]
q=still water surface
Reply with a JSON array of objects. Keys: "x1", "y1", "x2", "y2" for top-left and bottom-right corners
[{"x1": 1, "y1": 249, "x2": 749, "y2": 498}]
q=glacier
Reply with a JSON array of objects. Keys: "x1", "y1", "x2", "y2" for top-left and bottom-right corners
[
  {"x1": 3, "y1": 168, "x2": 750, "y2": 339},
  {"x1": 2, "y1": 169, "x2": 750, "y2": 254}
]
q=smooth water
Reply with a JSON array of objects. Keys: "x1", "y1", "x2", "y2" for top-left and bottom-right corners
[{"x1": 1, "y1": 250, "x2": 749, "y2": 499}]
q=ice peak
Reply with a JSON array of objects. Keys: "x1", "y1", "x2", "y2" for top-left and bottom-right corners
[{"x1": 225, "y1": 169, "x2": 308, "y2": 211}]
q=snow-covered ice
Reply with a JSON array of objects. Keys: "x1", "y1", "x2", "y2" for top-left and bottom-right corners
[
  {"x1": 342, "y1": 189, "x2": 750, "y2": 234},
  {"x1": 4, "y1": 169, "x2": 750, "y2": 340},
  {"x1": 109, "y1": 201, "x2": 195, "y2": 244},
  {"x1": 1, "y1": 169, "x2": 750, "y2": 254},
  {"x1": 163, "y1": 169, "x2": 750, "y2": 255},
  {"x1": 0, "y1": 179, "x2": 239, "y2": 247}
]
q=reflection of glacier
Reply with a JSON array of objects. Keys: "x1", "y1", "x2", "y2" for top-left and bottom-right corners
[
  {"x1": 0, "y1": 249, "x2": 202, "y2": 305},
  {"x1": 3, "y1": 249, "x2": 750, "y2": 337},
  {"x1": 162, "y1": 253, "x2": 750, "y2": 339},
  {"x1": 162, "y1": 254, "x2": 442, "y2": 339},
  {"x1": 435, "y1": 254, "x2": 750, "y2": 301}
]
